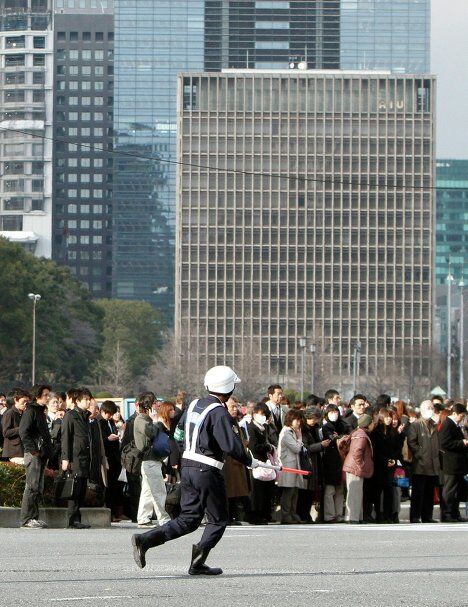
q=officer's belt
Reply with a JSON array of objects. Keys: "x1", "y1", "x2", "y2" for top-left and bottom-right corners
[{"x1": 182, "y1": 451, "x2": 224, "y2": 470}]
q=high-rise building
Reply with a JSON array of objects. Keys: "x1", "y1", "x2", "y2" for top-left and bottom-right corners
[
  {"x1": 0, "y1": 0, "x2": 54, "y2": 256},
  {"x1": 176, "y1": 70, "x2": 435, "y2": 377},
  {"x1": 113, "y1": 1, "x2": 341, "y2": 319},
  {"x1": 435, "y1": 159, "x2": 468, "y2": 286},
  {"x1": 205, "y1": 0, "x2": 340, "y2": 71},
  {"x1": 51, "y1": 0, "x2": 114, "y2": 298},
  {"x1": 112, "y1": 0, "x2": 205, "y2": 317},
  {"x1": 341, "y1": 0, "x2": 430, "y2": 73}
]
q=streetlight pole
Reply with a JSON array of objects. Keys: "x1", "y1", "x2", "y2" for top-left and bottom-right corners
[
  {"x1": 459, "y1": 278, "x2": 464, "y2": 398},
  {"x1": 299, "y1": 337, "x2": 306, "y2": 401},
  {"x1": 447, "y1": 272, "x2": 454, "y2": 398},
  {"x1": 352, "y1": 340, "x2": 361, "y2": 395},
  {"x1": 28, "y1": 293, "x2": 41, "y2": 385},
  {"x1": 309, "y1": 343, "x2": 316, "y2": 395}
]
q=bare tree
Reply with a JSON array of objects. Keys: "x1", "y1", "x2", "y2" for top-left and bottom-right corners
[{"x1": 96, "y1": 340, "x2": 133, "y2": 396}]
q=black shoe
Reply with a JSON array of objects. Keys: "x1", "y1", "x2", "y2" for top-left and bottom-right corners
[
  {"x1": 69, "y1": 522, "x2": 90, "y2": 529},
  {"x1": 188, "y1": 545, "x2": 223, "y2": 576},
  {"x1": 421, "y1": 519, "x2": 438, "y2": 524},
  {"x1": 131, "y1": 527, "x2": 165, "y2": 569},
  {"x1": 444, "y1": 515, "x2": 467, "y2": 523},
  {"x1": 410, "y1": 518, "x2": 421, "y2": 523}
]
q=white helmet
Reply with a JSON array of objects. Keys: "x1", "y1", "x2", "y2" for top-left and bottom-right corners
[{"x1": 204, "y1": 365, "x2": 241, "y2": 394}]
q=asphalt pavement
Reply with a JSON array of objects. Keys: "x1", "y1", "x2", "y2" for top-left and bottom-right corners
[{"x1": 1, "y1": 522, "x2": 467, "y2": 607}]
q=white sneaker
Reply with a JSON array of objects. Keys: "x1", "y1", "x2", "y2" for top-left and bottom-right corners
[
  {"x1": 22, "y1": 519, "x2": 44, "y2": 529},
  {"x1": 37, "y1": 519, "x2": 48, "y2": 528}
]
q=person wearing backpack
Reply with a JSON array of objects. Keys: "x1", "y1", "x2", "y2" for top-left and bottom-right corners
[
  {"x1": 343, "y1": 414, "x2": 375, "y2": 524},
  {"x1": 134, "y1": 398, "x2": 171, "y2": 528}
]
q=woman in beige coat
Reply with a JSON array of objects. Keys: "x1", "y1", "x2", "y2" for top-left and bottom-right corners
[{"x1": 278, "y1": 410, "x2": 305, "y2": 524}]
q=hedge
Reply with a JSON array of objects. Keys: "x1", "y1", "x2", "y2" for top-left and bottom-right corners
[{"x1": 0, "y1": 462, "x2": 55, "y2": 508}]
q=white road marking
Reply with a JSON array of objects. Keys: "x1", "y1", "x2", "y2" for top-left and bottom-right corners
[{"x1": 49, "y1": 597, "x2": 133, "y2": 602}]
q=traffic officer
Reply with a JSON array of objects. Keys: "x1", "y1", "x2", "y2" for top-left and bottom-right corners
[{"x1": 131, "y1": 365, "x2": 260, "y2": 575}]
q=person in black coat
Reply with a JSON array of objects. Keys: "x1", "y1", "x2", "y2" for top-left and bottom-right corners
[
  {"x1": 296, "y1": 406, "x2": 330, "y2": 523},
  {"x1": 368, "y1": 409, "x2": 401, "y2": 523},
  {"x1": 0, "y1": 392, "x2": 7, "y2": 459},
  {"x1": 2, "y1": 389, "x2": 29, "y2": 461},
  {"x1": 247, "y1": 403, "x2": 276, "y2": 524},
  {"x1": 19, "y1": 385, "x2": 53, "y2": 528},
  {"x1": 439, "y1": 403, "x2": 468, "y2": 522},
  {"x1": 99, "y1": 400, "x2": 124, "y2": 521},
  {"x1": 320, "y1": 405, "x2": 348, "y2": 522},
  {"x1": 61, "y1": 388, "x2": 93, "y2": 529}
]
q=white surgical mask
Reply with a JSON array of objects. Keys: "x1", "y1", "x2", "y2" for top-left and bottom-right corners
[
  {"x1": 421, "y1": 410, "x2": 433, "y2": 420},
  {"x1": 328, "y1": 413, "x2": 339, "y2": 423},
  {"x1": 254, "y1": 414, "x2": 266, "y2": 425}
]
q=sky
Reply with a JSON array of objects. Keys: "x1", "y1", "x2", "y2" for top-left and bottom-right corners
[{"x1": 431, "y1": 0, "x2": 468, "y2": 159}]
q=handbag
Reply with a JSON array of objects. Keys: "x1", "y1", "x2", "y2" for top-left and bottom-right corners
[
  {"x1": 299, "y1": 446, "x2": 314, "y2": 473},
  {"x1": 152, "y1": 428, "x2": 171, "y2": 460},
  {"x1": 393, "y1": 466, "x2": 410, "y2": 488},
  {"x1": 165, "y1": 481, "x2": 181, "y2": 506},
  {"x1": 54, "y1": 471, "x2": 76, "y2": 501}
]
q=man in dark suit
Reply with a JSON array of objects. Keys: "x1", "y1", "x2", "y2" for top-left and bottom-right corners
[
  {"x1": 2, "y1": 388, "x2": 29, "y2": 463},
  {"x1": 439, "y1": 403, "x2": 468, "y2": 522},
  {"x1": 61, "y1": 388, "x2": 93, "y2": 529}
]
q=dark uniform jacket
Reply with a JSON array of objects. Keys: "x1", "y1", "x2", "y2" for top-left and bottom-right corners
[
  {"x1": 61, "y1": 407, "x2": 91, "y2": 477},
  {"x1": 19, "y1": 402, "x2": 52, "y2": 459},
  {"x1": 178, "y1": 395, "x2": 252, "y2": 469},
  {"x1": 439, "y1": 418, "x2": 468, "y2": 476},
  {"x1": 1, "y1": 406, "x2": 24, "y2": 458}
]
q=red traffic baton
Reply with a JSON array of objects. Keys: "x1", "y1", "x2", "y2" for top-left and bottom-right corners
[
  {"x1": 281, "y1": 466, "x2": 311, "y2": 476},
  {"x1": 254, "y1": 462, "x2": 311, "y2": 476}
]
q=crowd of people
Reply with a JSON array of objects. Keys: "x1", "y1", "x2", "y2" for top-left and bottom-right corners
[{"x1": 0, "y1": 384, "x2": 467, "y2": 529}]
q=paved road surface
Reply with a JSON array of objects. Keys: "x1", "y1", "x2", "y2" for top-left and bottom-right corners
[{"x1": 1, "y1": 522, "x2": 467, "y2": 607}]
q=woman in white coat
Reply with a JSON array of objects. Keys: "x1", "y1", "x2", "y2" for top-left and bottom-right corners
[{"x1": 278, "y1": 410, "x2": 305, "y2": 524}]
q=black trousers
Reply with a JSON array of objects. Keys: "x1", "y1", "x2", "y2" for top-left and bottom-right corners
[
  {"x1": 67, "y1": 476, "x2": 88, "y2": 526},
  {"x1": 443, "y1": 474, "x2": 464, "y2": 519},
  {"x1": 158, "y1": 466, "x2": 228, "y2": 550},
  {"x1": 410, "y1": 474, "x2": 437, "y2": 522},
  {"x1": 20, "y1": 452, "x2": 46, "y2": 525},
  {"x1": 124, "y1": 471, "x2": 141, "y2": 523}
]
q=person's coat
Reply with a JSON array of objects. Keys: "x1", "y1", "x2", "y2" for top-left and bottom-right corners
[
  {"x1": 407, "y1": 418, "x2": 440, "y2": 477},
  {"x1": 301, "y1": 424, "x2": 323, "y2": 494},
  {"x1": 99, "y1": 418, "x2": 121, "y2": 470},
  {"x1": 61, "y1": 407, "x2": 91, "y2": 477},
  {"x1": 278, "y1": 426, "x2": 304, "y2": 489},
  {"x1": 1, "y1": 406, "x2": 24, "y2": 458},
  {"x1": 439, "y1": 418, "x2": 468, "y2": 475},
  {"x1": 369, "y1": 425, "x2": 401, "y2": 488},
  {"x1": 248, "y1": 421, "x2": 274, "y2": 463},
  {"x1": 321, "y1": 418, "x2": 348, "y2": 485},
  {"x1": 343, "y1": 428, "x2": 374, "y2": 479},
  {"x1": 18, "y1": 402, "x2": 52, "y2": 459}
]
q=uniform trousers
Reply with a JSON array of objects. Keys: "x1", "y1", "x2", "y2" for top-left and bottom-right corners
[{"x1": 161, "y1": 465, "x2": 228, "y2": 550}]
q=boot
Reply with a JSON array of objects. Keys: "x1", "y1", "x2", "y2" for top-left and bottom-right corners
[
  {"x1": 131, "y1": 527, "x2": 165, "y2": 569},
  {"x1": 188, "y1": 544, "x2": 223, "y2": 576}
]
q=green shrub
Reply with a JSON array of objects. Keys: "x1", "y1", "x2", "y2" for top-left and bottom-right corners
[{"x1": 0, "y1": 462, "x2": 55, "y2": 507}]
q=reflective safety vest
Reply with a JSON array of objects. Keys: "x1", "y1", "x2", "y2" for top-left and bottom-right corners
[{"x1": 182, "y1": 397, "x2": 224, "y2": 470}]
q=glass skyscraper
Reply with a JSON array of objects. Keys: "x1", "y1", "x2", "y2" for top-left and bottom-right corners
[
  {"x1": 436, "y1": 160, "x2": 468, "y2": 285},
  {"x1": 205, "y1": 0, "x2": 340, "y2": 71},
  {"x1": 341, "y1": 0, "x2": 430, "y2": 73},
  {"x1": 113, "y1": 1, "x2": 204, "y2": 317}
]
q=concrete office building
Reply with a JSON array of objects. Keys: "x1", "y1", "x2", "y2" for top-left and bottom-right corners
[
  {"x1": 52, "y1": 0, "x2": 114, "y2": 297},
  {"x1": 0, "y1": 0, "x2": 54, "y2": 256},
  {"x1": 341, "y1": 0, "x2": 430, "y2": 73},
  {"x1": 176, "y1": 70, "x2": 435, "y2": 377}
]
